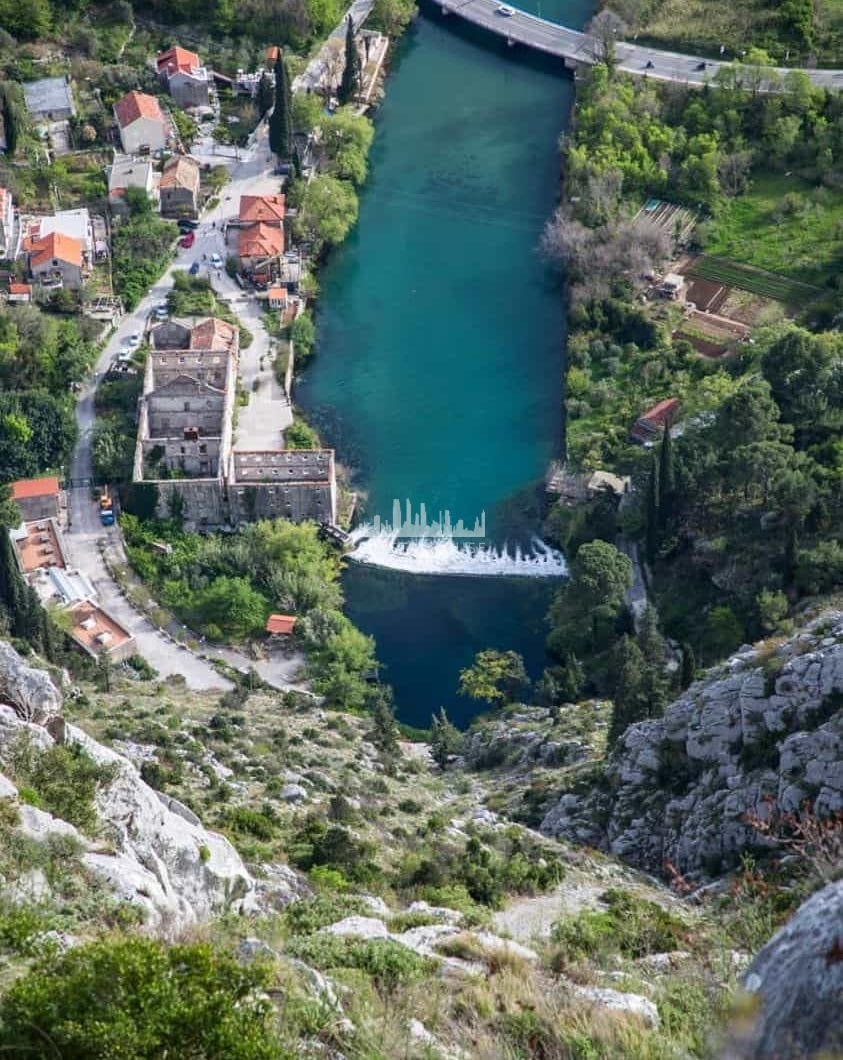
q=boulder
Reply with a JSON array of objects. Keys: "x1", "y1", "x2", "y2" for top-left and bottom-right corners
[
  {"x1": 323, "y1": 916, "x2": 389, "y2": 940},
  {"x1": 0, "y1": 641, "x2": 62, "y2": 723},
  {"x1": 739, "y1": 878, "x2": 843, "y2": 1059},
  {"x1": 574, "y1": 985, "x2": 661, "y2": 1028}
]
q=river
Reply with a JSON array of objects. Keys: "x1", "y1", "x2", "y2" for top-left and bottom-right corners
[{"x1": 298, "y1": 0, "x2": 591, "y2": 728}]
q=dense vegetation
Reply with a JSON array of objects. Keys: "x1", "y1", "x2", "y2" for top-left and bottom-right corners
[
  {"x1": 122, "y1": 516, "x2": 378, "y2": 708},
  {"x1": 541, "y1": 61, "x2": 843, "y2": 743}
]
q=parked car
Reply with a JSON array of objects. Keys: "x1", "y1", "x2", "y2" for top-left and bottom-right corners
[
  {"x1": 154, "y1": 303, "x2": 169, "y2": 320},
  {"x1": 210, "y1": 253, "x2": 223, "y2": 269},
  {"x1": 496, "y1": 4, "x2": 515, "y2": 14},
  {"x1": 179, "y1": 231, "x2": 195, "y2": 249},
  {"x1": 126, "y1": 332, "x2": 141, "y2": 349},
  {"x1": 189, "y1": 260, "x2": 201, "y2": 276},
  {"x1": 178, "y1": 217, "x2": 200, "y2": 231}
]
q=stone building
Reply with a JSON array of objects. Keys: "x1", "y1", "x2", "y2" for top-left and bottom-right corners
[
  {"x1": 156, "y1": 46, "x2": 210, "y2": 110},
  {"x1": 133, "y1": 317, "x2": 336, "y2": 528},
  {"x1": 159, "y1": 156, "x2": 200, "y2": 218}
]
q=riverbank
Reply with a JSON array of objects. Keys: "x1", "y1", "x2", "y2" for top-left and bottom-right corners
[{"x1": 544, "y1": 59, "x2": 843, "y2": 686}]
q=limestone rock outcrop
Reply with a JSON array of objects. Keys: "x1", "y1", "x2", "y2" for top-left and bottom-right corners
[
  {"x1": 737, "y1": 878, "x2": 843, "y2": 1059},
  {"x1": 541, "y1": 612, "x2": 843, "y2": 876},
  {"x1": 0, "y1": 641, "x2": 298, "y2": 934}
]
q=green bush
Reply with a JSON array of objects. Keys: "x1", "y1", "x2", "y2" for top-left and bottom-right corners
[
  {"x1": 551, "y1": 888, "x2": 688, "y2": 965},
  {"x1": 285, "y1": 934, "x2": 435, "y2": 995},
  {"x1": 0, "y1": 938, "x2": 280, "y2": 1059},
  {"x1": 9, "y1": 737, "x2": 116, "y2": 835},
  {"x1": 282, "y1": 894, "x2": 368, "y2": 936}
]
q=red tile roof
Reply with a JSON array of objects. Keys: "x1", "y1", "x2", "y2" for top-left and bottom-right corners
[
  {"x1": 239, "y1": 222, "x2": 284, "y2": 261},
  {"x1": 8, "y1": 283, "x2": 32, "y2": 295},
  {"x1": 160, "y1": 155, "x2": 200, "y2": 191},
  {"x1": 156, "y1": 46, "x2": 201, "y2": 75},
  {"x1": 239, "y1": 194, "x2": 285, "y2": 225},
  {"x1": 29, "y1": 232, "x2": 83, "y2": 269},
  {"x1": 11, "y1": 476, "x2": 60, "y2": 501},
  {"x1": 190, "y1": 317, "x2": 237, "y2": 351},
  {"x1": 265, "y1": 46, "x2": 282, "y2": 61},
  {"x1": 266, "y1": 614, "x2": 297, "y2": 635},
  {"x1": 638, "y1": 398, "x2": 680, "y2": 427},
  {"x1": 114, "y1": 90, "x2": 165, "y2": 129}
]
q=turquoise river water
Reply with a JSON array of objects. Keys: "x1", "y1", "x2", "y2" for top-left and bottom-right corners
[{"x1": 299, "y1": 1, "x2": 592, "y2": 727}]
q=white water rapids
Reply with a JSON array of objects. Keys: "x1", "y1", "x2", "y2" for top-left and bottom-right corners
[{"x1": 348, "y1": 526, "x2": 568, "y2": 577}]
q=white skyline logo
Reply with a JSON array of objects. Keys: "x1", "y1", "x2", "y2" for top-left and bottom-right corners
[{"x1": 371, "y1": 499, "x2": 487, "y2": 539}]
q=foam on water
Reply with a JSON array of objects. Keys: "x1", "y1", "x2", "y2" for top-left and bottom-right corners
[{"x1": 348, "y1": 525, "x2": 567, "y2": 577}]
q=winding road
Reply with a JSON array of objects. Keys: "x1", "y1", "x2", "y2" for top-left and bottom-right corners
[
  {"x1": 437, "y1": 0, "x2": 843, "y2": 89},
  {"x1": 64, "y1": 127, "x2": 303, "y2": 692}
]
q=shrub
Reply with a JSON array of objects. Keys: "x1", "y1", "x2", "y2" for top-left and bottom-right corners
[
  {"x1": 285, "y1": 934, "x2": 435, "y2": 995},
  {"x1": 224, "y1": 806, "x2": 278, "y2": 841},
  {"x1": 282, "y1": 894, "x2": 368, "y2": 936},
  {"x1": 9, "y1": 737, "x2": 116, "y2": 835},
  {"x1": 551, "y1": 889, "x2": 688, "y2": 965},
  {"x1": 0, "y1": 938, "x2": 279, "y2": 1058}
]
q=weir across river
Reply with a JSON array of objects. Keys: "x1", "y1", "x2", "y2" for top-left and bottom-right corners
[{"x1": 437, "y1": 0, "x2": 843, "y2": 89}]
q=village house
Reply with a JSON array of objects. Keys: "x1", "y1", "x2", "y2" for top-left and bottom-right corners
[
  {"x1": 630, "y1": 398, "x2": 681, "y2": 445},
  {"x1": 228, "y1": 450, "x2": 336, "y2": 525},
  {"x1": 236, "y1": 194, "x2": 285, "y2": 281},
  {"x1": 23, "y1": 76, "x2": 75, "y2": 122},
  {"x1": 114, "y1": 91, "x2": 168, "y2": 155},
  {"x1": 107, "y1": 157, "x2": 158, "y2": 210},
  {"x1": 26, "y1": 208, "x2": 94, "y2": 259},
  {"x1": 159, "y1": 156, "x2": 201, "y2": 218},
  {"x1": 156, "y1": 46, "x2": 211, "y2": 109},
  {"x1": 658, "y1": 272, "x2": 686, "y2": 301},
  {"x1": 7, "y1": 283, "x2": 32, "y2": 303},
  {"x1": 0, "y1": 187, "x2": 15, "y2": 259},
  {"x1": 64, "y1": 599, "x2": 136, "y2": 662},
  {"x1": 28, "y1": 231, "x2": 86, "y2": 290},
  {"x1": 9, "y1": 477, "x2": 61, "y2": 523}
]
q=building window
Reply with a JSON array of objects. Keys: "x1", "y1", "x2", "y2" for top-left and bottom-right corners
[
  {"x1": 199, "y1": 444, "x2": 207, "y2": 454},
  {"x1": 183, "y1": 401, "x2": 190, "y2": 411}
]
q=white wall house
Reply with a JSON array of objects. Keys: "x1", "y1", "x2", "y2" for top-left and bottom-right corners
[{"x1": 113, "y1": 91, "x2": 168, "y2": 155}]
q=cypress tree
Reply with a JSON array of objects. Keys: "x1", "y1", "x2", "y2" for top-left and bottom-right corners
[
  {"x1": 645, "y1": 452, "x2": 660, "y2": 565},
  {"x1": 268, "y1": 50, "x2": 292, "y2": 161},
  {"x1": 784, "y1": 525, "x2": 799, "y2": 589},
  {"x1": 679, "y1": 641, "x2": 696, "y2": 690},
  {"x1": 256, "y1": 72, "x2": 274, "y2": 119},
  {"x1": 338, "y1": 16, "x2": 361, "y2": 105},
  {"x1": 0, "y1": 529, "x2": 24, "y2": 635},
  {"x1": 368, "y1": 685, "x2": 400, "y2": 773},
  {"x1": 607, "y1": 635, "x2": 647, "y2": 748},
  {"x1": 1, "y1": 90, "x2": 18, "y2": 157},
  {"x1": 658, "y1": 426, "x2": 675, "y2": 529},
  {"x1": 292, "y1": 144, "x2": 303, "y2": 180},
  {"x1": 430, "y1": 707, "x2": 460, "y2": 768}
]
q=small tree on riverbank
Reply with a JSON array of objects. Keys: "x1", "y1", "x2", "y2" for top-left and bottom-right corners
[
  {"x1": 269, "y1": 49, "x2": 292, "y2": 161},
  {"x1": 338, "y1": 16, "x2": 361, "y2": 105}
]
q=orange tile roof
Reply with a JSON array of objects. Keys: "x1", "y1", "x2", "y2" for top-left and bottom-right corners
[
  {"x1": 114, "y1": 90, "x2": 165, "y2": 129},
  {"x1": 239, "y1": 194, "x2": 285, "y2": 224},
  {"x1": 160, "y1": 155, "x2": 200, "y2": 191},
  {"x1": 66, "y1": 599, "x2": 134, "y2": 656},
  {"x1": 13, "y1": 519, "x2": 66, "y2": 574},
  {"x1": 8, "y1": 283, "x2": 32, "y2": 295},
  {"x1": 239, "y1": 223, "x2": 284, "y2": 260},
  {"x1": 265, "y1": 46, "x2": 282, "y2": 61},
  {"x1": 11, "y1": 476, "x2": 60, "y2": 501},
  {"x1": 266, "y1": 614, "x2": 297, "y2": 635},
  {"x1": 156, "y1": 46, "x2": 201, "y2": 75},
  {"x1": 29, "y1": 231, "x2": 83, "y2": 269},
  {"x1": 268, "y1": 285, "x2": 288, "y2": 301},
  {"x1": 190, "y1": 317, "x2": 237, "y2": 351}
]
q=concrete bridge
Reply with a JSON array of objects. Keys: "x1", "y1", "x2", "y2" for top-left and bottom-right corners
[{"x1": 437, "y1": 0, "x2": 843, "y2": 90}]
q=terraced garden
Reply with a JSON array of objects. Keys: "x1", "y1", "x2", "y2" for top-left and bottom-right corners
[{"x1": 686, "y1": 256, "x2": 821, "y2": 308}]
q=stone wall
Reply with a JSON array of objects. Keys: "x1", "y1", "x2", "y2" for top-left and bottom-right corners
[
  {"x1": 228, "y1": 481, "x2": 334, "y2": 525},
  {"x1": 153, "y1": 478, "x2": 228, "y2": 528}
]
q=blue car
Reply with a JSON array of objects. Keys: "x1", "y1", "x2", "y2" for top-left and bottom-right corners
[{"x1": 189, "y1": 260, "x2": 200, "y2": 276}]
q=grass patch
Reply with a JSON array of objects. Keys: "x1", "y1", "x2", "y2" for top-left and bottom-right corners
[{"x1": 700, "y1": 174, "x2": 843, "y2": 289}]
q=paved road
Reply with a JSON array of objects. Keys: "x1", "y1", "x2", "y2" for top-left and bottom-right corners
[
  {"x1": 63, "y1": 128, "x2": 299, "y2": 691},
  {"x1": 438, "y1": 0, "x2": 843, "y2": 89}
]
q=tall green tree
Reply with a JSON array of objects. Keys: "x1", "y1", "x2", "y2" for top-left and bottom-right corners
[
  {"x1": 607, "y1": 635, "x2": 647, "y2": 747},
  {"x1": 548, "y1": 540, "x2": 633, "y2": 654},
  {"x1": 256, "y1": 72, "x2": 274, "y2": 119},
  {"x1": 430, "y1": 707, "x2": 461, "y2": 768},
  {"x1": 338, "y1": 16, "x2": 361, "y2": 105},
  {"x1": 368, "y1": 684, "x2": 400, "y2": 773},
  {"x1": 657, "y1": 426, "x2": 675, "y2": 529},
  {"x1": 459, "y1": 649, "x2": 529, "y2": 705},
  {"x1": 645, "y1": 451, "x2": 659, "y2": 565},
  {"x1": 268, "y1": 50, "x2": 292, "y2": 161}
]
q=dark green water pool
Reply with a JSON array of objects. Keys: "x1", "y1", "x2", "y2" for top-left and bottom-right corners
[{"x1": 299, "y1": 3, "x2": 591, "y2": 728}]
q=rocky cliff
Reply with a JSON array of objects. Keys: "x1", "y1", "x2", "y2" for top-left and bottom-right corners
[
  {"x1": 0, "y1": 643, "x2": 299, "y2": 935},
  {"x1": 541, "y1": 610, "x2": 843, "y2": 876}
]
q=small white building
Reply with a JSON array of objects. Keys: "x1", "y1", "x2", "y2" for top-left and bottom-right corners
[
  {"x1": 113, "y1": 91, "x2": 168, "y2": 155},
  {"x1": 0, "y1": 187, "x2": 14, "y2": 258},
  {"x1": 107, "y1": 157, "x2": 158, "y2": 209},
  {"x1": 34, "y1": 208, "x2": 94, "y2": 258}
]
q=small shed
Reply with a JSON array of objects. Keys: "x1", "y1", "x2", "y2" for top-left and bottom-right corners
[{"x1": 266, "y1": 614, "x2": 297, "y2": 636}]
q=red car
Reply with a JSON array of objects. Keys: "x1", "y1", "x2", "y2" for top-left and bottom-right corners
[{"x1": 179, "y1": 231, "x2": 195, "y2": 249}]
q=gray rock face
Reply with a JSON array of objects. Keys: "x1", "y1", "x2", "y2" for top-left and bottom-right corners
[
  {"x1": 0, "y1": 641, "x2": 299, "y2": 935},
  {"x1": 542, "y1": 613, "x2": 843, "y2": 875},
  {"x1": 738, "y1": 879, "x2": 843, "y2": 1059},
  {"x1": 573, "y1": 985, "x2": 661, "y2": 1028},
  {"x1": 462, "y1": 708, "x2": 589, "y2": 772},
  {"x1": 0, "y1": 641, "x2": 62, "y2": 723}
]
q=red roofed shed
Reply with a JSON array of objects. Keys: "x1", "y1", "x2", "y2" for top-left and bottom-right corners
[
  {"x1": 630, "y1": 398, "x2": 680, "y2": 444},
  {"x1": 266, "y1": 614, "x2": 297, "y2": 636}
]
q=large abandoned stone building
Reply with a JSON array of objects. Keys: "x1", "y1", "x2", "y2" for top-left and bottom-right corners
[{"x1": 133, "y1": 317, "x2": 336, "y2": 529}]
